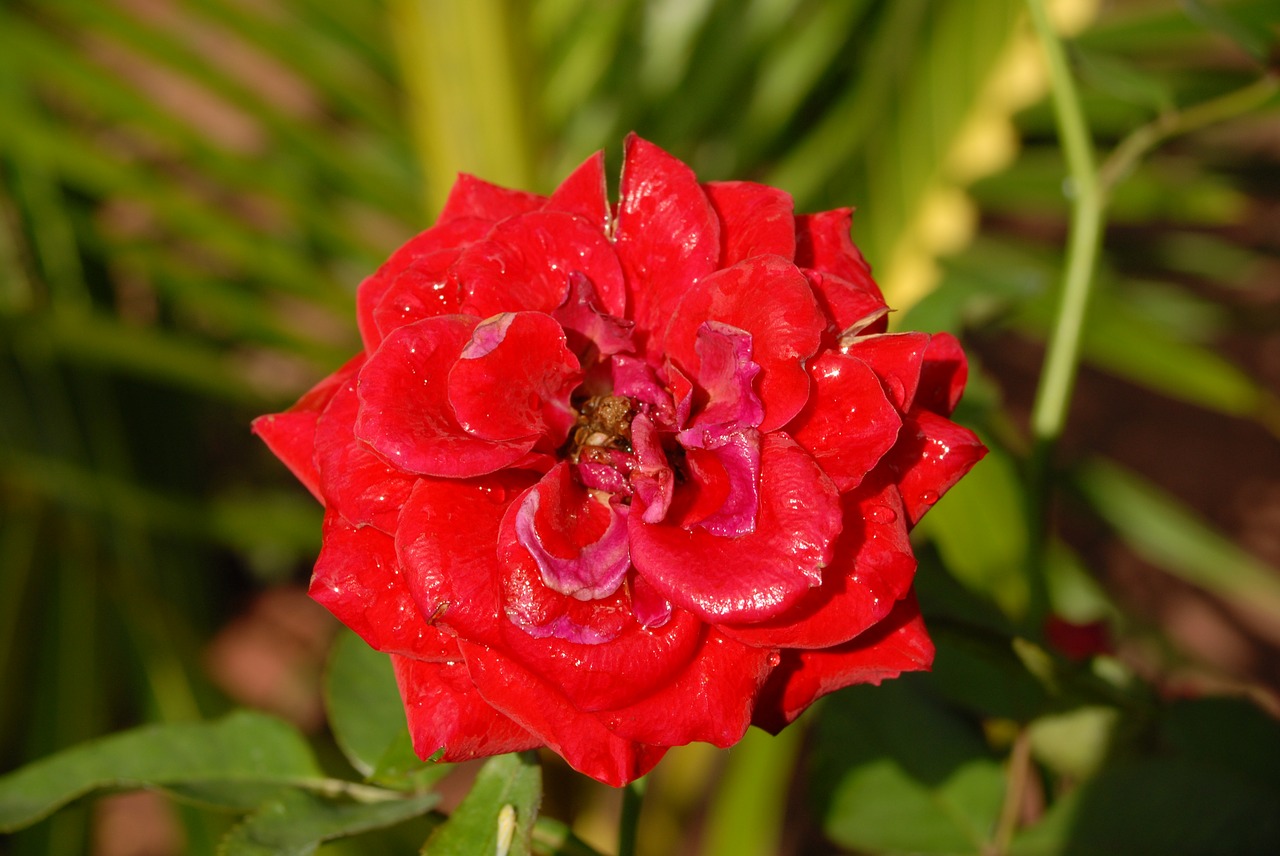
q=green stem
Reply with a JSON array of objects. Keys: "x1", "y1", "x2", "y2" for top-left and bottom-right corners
[{"x1": 618, "y1": 777, "x2": 646, "y2": 856}]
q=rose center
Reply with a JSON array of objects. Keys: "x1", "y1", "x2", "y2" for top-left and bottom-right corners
[{"x1": 566, "y1": 394, "x2": 634, "y2": 463}]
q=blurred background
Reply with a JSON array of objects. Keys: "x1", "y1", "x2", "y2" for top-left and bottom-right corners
[{"x1": 1, "y1": 0, "x2": 1278, "y2": 853}]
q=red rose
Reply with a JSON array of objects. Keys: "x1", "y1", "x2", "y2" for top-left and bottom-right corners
[{"x1": 253, "y1": 136, "x2": 985, "y2": 786}]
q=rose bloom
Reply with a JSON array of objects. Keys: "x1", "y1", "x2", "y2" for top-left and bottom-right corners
[{"x1": 254, "y1": 136, "x2": 985, "y2": 786}]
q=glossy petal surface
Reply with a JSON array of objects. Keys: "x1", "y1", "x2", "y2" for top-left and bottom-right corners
[{"x1": 703, "y1": 181, "x2": 796, "y2": 266}]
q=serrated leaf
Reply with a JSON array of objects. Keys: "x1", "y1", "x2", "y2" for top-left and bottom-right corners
[
  {"x1": 219, "y1": 789, "x2": 438, "y2": 856},
  {"x1": 422, "y1": 752, "x2": 541, "y2": 856},
  {"x1": 0, "y1": 711, "x2": 320, "y2": 832},
  {"x1": 324, "y1": 629, "x2": 449, "y2": 790},
  {"x1": 1077, "y1": 459, "x2": 1280, "y2": 625}
]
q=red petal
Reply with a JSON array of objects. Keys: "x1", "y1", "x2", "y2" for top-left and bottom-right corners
[
  {"x1": 459, "y1": 640, "x2": 666, "y2": 786},
  {"x1": 720, "y1": 482, "x2": 915, "y2": 649},
  {"x1": 251, "y1": 356, "x2": 360, "y2": 502},
  {"x1": 370, "y1": 248, "x2": 465, "y2": 341},
  {"x1": 914, "y1": 332, "x2": 969, "y2": 417},
  {"x1": 310, "y1": 511, "x2": 451, "y2": 659},
  {"x1": 356, "y1": 217, "x2": 491, "y2": 351},
  {"x1": 795, "y1": 209, "x2": 882, "y2": 300},
  {"x1": 455, "y1": 211, "x2": 627, "y2": 318},
  {"x1": 751, "y1": 592, "x2": 933, "y2": 733},
  {"x1": 393, "y1": 655, "x2": 540, "y2": 762},
  {"x1": 396, "y1": 474, "x2": 535, "y2": 648},
  {"x1": 664, "y1": 255, "x2": 825, "y2": 432},
  {"x1": 802, "y1": 269, "x2": 889, "y2": 337},
  {"x1": 629, "y1": 433, "x2": 841, "y2": 624},
  {"x1": 438, "y1": 173, "x2": 545, "y2": 225},
  {"x1": 885, "y1": 410, "x2": 987, "y2": 525},
  {"x1": 841, "y1": 332, "x2": 930, "y2": 412},
  {"x1": 314, "y1": 375, "x2": 416, "y2": 532},
  {"x1": 447, "y1": 312, "x2": 581, "y2": 444},
  {"x1": 703, "y1": 181, "x2": 796, "y2": 266},
  {"x1": 614, "y1": 135, "x2": 720, "y2": 349},
  {"x1": 355, "y1": 316, "x2": 539, "y2": 477},
  {"x1": 787, "y1": 352, "x2": 901, "y2": 492},
  {"x1": 546, "y1": 150, "x2": 611, "y2": 235},
  {"x1": 605, "y1": 631, "x2": 775, "y2": 748}
]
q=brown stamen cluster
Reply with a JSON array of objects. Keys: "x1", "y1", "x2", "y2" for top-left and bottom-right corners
[{"x1": 567, "y1": 395, "x2": 634, "y2": 463}]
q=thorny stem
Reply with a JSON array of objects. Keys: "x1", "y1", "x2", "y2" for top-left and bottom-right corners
[
  {"x1": 1023, "y1": 0, "x2": 1278, "y2": 631},
  {"x1": 618, "y1": 776, "x2": 647, "y2": 856}
]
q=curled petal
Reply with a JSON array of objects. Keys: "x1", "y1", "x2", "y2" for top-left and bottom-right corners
[
  {"x1": 449, "y1": 312, "x2": 581, "y2": 445},
  {"x1": 703, "y1": 181, "x2": 796, "y2": 266},
  {"x1": 841, "y1": 332, "x2": 930, "y2": 413},
  {"x1": 721, "y1": 482, "x2": 915, "y2": 649},
  {"x1": 615, "y1": 135, "x2": 720, "y2": 349},
  {"x1": 356, "y1": 217, "x2": 490, "y2": 351},
  {"x1": 511, "y1": 463, "x2": 631, "y2": 601},
  {"x1": 356, "y1": 316, "x2": 540, "y2": 478},
  {"x1": 795, "y1": 209, "x2": 886, "y2": 331},
  {"x1": 605, "y1": 631, "x2": 776, "y2": 748},
  {"x1": 665, "y1": 255, "x2": 824, "y2": 432},
  {"x1": 885, "y1": 410, "x2": 987, "y2": 525},
  {"x1": 752, "y1": 592, "x2": 933, "y2": 734},
  {"x1": 438, "y1": 173, "x2": 545, "y2": 225},
  {"x1": 692, "y1": 322, "x2": 764, "y2": 430},
  {"x1": 787, "y1": 352, "x2": 901, "y2": 492},
  {"x1": 455, "y1": 211, "x2": 627, "y2": 318},
  {"x1": 673, "y1": 425, "x2": 761, "y2": 538},
  {"x1": 630, "y1": 413, "x2": 674, "y2": 524},
  {"x1": 311, "y1": 511, "x2": 448, "y2": 660},
  {"x1": 251, "y1": 355, "x2": 360, "y2": 502},
  {"x1": 393, "y1": 655, "x2": 540, "y2": 763},
  {"x1": 630, "y1": 434, "x2": 841, "y2": 624},
  {"x1": 914, "y1": 332, "x2": 969, "y2": 417},
  {"x1": 315, "y1": 376, "x2": 416, "y2": 532},
  {"x1": 397, "y1": 474, "x2": 537, "y2": 647},
  {"x1": 460, "y1": 640, "x2": 667, "y2": 786},
  {"x1": 553, "y1": 272, "x2": 635, "y2": 359},
  {"x1": 546, "y1": 150, "x2": 611, "y2": 235}
]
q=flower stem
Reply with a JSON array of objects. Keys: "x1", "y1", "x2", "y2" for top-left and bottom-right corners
[{"x1": 618, "y1": 777, "x2": 647, "y2": 856}]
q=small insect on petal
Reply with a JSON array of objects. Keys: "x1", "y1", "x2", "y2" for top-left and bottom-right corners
[{"x1": 496, "y1": 803, "x2": 517, "y2": 856}]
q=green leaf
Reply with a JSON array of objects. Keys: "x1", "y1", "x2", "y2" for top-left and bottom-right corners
[
  {"x1": 0, "y1": 711, "x2": 320, "y2": 832},
  {"x1": 813, "y1": 678, "x2": 1006, "y2": 855},
  {"x1": 422, "y1": 752, "x2": 541, "y2": 856},
  {"x1": 324, "y1": 629, "x2": 449, "y2": 790},
  {"x1": 1076, "y1": 459, "x2": 1280, "y2": 625},
  {"x1": 219, "y1": 789, "x2": 438, "y2": 856},
  {"x1": 917, "y1": 444, "x2": 1031, "y2": 621}
]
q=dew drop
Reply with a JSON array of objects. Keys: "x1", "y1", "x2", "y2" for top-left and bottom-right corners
[
  {"x1": 766, "y1": 651, "x2": 782, "y2": 667},
  {"x1": 869, "y1": 505, "x2": 896, "y2": 524},
  {"x1": 919, "y1": 490, "x2": 939, "y2": 507}
]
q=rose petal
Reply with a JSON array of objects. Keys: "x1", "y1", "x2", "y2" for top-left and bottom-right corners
[
  {"x1": 393, "y1": 654, "x2": 540, "y2": 762},
  {"x1": 751, "y1": 592, "x2": 933, "y2": 733},
  {"x1": 664, "y1": 255, "x2": 824, "y2": 432},
  {"x1": 438, "y1": 173, "x2": 545, "y2": 225},
  {"x1": 356, "y1": 316, "x2": 540, "y2": 477},
  {"x1": 802, "y1": 269, "x2": 889, "y2": 338},
  {"x1": 673, "y1": 425, "x2": 761, "y2": 538},
  {"x1": 787, "y1": 352, "x2": 902, "y2": 492},
  {"x1": 315, "y1": 376, "x2": 417, "y2": 532},
  {"x1": 630, "y1": 413, "x2": 674, "y2": 524},
  {"x1": 396, "y1": 474, "x2": 537, "y2": 647},
  {"x1": 455, "y1": 211, "x2": 627, "y2": 318},
  {"x1": 794, "y1": 209, "x2": 884, "y2": 311},
  {"x1": 371, "y1": 248, "x2": 466, "y2": 341},
  {"x1": 604, "y1": 631, "x2": 776, "y2": 747},
  {"x1": 460, "y1": 640, "x2": 667, "y2": 786},
  {"x1": 690, "y1": 322, "x2": 764, "y2": 430},
  {"x1": 720, "y1": 482, "x2": 915, "y2": 649},
  {"x1": 703, "y1": 181, "x2": 796, "y2": 266},
  {"x1": 614, "y1": 135, "x2": 719, "y2": 350},
  {"x1": 553, "y1": 272, "x2": 635, "y2": 359},
  {"x1": 546, "y1": 150, "x2": 611, "y2": 235},
  {"x1": 510, "y1": 463, "x2": 631, "y2": 601},
  {"x1": 310, "y1": 511, "x2": 449, "y2": 659},
  {"x1": 251, "y1": 356, "x2": 359, "y2": 502},
  {"x1": 841, "y1": 332, "x2": 931, "y2": 412},
  {"x1": 629, "y1": 433, "x2": 841, "y2": 624},
  {"x1": 448, "y1": 312, "x2": 581, "y2": 445},
  {"x1": 357, "y1": 217, "x2": 491, "y2": 350},
  {"x1": 914, "y1": 332, "x2": 969, "y2": 417},
  {"x1": 885, "y1": 410, "x2": 987, "y2": 525}
]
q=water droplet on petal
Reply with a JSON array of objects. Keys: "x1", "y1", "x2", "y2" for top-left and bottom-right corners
[
  {"x1": 919, "y1": 490, "x2": 939, "y2": 507},
  {"x1": 869, "y1": 505, "x2": 896, "y2": 524},
  {"x1": 767, "y1": 651, "x2": 782, "y2": 667}
]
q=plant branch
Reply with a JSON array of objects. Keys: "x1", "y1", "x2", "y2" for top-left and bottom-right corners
[{"x1": 618, "y1": 777, "x2": 647, "y2": 856}]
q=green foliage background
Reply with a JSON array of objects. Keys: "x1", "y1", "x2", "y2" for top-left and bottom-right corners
[{"x1": 1, "y1": 0, "x2": 1279, "y2": 854}]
